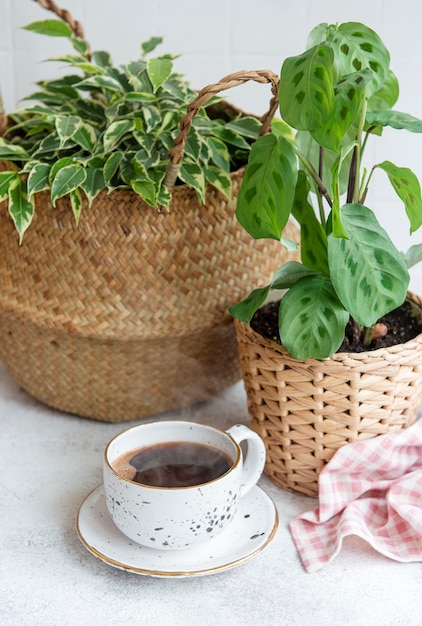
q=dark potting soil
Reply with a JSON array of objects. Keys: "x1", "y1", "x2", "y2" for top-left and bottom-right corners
[{"x1": 250, "y1": 298, "x2": 422, "y2": 354}]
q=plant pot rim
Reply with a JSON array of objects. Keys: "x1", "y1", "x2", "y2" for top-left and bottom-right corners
[{"x1": 234, "y1": 290, "x2": 422, "y2": 365}]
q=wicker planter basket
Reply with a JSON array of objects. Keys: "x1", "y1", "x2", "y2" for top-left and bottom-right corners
[
  {"x1": 234, "y1": 293, "x2": 422, "y2": 497},
  {"x1": 0, "y1": 70, "x2": 298, "y2": 422}
]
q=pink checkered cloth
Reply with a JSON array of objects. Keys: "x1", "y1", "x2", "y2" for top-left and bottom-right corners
[{"x1": 290, "y1": 418, "x2": 422, "y2": 572}]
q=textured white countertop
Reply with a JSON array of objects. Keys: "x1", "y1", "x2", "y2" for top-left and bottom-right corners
[{"x1": 1, "y1": 361, "x2": 422, "y2": 626}]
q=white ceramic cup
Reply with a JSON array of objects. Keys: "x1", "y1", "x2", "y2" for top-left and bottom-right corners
[{"x1": 103, "y1": 420, "x2": 266, "y2": 550}]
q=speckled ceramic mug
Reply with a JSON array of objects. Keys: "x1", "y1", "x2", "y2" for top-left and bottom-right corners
[{"x1": 103, "y1": 421, "x2": 266, "y2": 550}]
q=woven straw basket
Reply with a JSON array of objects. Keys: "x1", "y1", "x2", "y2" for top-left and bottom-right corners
[
  {"x1": 0, "y1": 68, "x2": 300, "y2": 422},
  {"x1": 234, "y1": 293, "x2": 422, "y2": 497}
]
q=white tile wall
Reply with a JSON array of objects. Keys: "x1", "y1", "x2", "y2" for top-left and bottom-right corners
[{"x1": 2, "y1": 0, "x2": 422, "y2": 291}]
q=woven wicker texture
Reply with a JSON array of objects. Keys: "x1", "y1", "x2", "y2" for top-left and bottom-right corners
[{"x1": 234, "y1": 294, "x2": 422, "y2": 497}]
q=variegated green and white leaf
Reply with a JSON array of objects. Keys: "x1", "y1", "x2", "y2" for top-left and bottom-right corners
[
  {"x1": 50, "y1": 164, "x2": 87, "y2": 206},
  {"x1": 70, "y1": 187, "x2": 83, "y2": 225},
  {"x1": 27, "y1": 163, "x2": 51, "y2": 198},
  {"x1": 178, "y1": 162, "x2": 206, "y2": 204},
  {"x1": 103, "y1": 120, "x2": 134, "y2": 152},
  {"x1": 146, "y1": 57, "x2": 173, "y2": 92},
  {"x1": 143, "y1": 105, "x2": 162, "y2": 133},
  {"x1": 132, "y1": 179, "x2": 157, "y2": 207},
  {"x1": 8, "y1": 178, "x2": 35, "y2": 242},
  {"x1": 0, "y1": 141, "x2": 30, "y2": 161},
  {"x1": 56, "y1": 115, "x2": 80, "y2": 146},
  {"x1": 103, "y1": 151, "x2": 123, "y2": 185},
  {"x1": 206, "y1": 137, "x2": 230, "y2": 173},
  {"x1": 49, "y1": 157, "x2": 74, "y2": 185},
  {"x1": 205, "y1": 165, "x2": 231, "y2": 200},
  {"x1": 79, "y1": 168, "x2": 105, "y2": 206},
  {"x1": 0, "y1": 171, "x2": 20, "y2": 201}
]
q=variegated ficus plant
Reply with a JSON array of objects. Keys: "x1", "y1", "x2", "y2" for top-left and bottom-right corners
[
  {"x1": 0, "y1": 18, "x2": 259, "y2": 241},
  {"x1": 229, "y1": 21, "x2": 422, "y2": 360}
]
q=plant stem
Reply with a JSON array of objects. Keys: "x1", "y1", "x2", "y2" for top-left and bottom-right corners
[
  {"x1": 352, "y1": 100, "x2": 368, "y2": 203},
  {"x1": 362, "y1": 325, "x2": 374, "y2": 346},
  {"x1": 295, "y1": 149, "x2": 333, "y2": 209}
]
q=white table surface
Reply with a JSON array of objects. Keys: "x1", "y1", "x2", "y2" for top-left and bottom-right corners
[{"x1": 1, "y1": 361, "x2": 421, "y2": 626}]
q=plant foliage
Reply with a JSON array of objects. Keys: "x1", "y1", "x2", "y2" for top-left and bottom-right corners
[
  {"x1": 0, "y1": 19, "x2": 260, "y2": 240},
  {"x1": 229, "y1": 22, "x2": 422, "y2": 360}
]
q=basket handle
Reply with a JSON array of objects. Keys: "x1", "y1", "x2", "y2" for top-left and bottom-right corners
[{"x1": 163, "y1": 69, "x2": 279, "y2": 190}]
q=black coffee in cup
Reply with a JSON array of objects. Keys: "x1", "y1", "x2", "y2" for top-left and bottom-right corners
[{"x1": 112, "y1": 441, "x2": 233, "y2": 488}]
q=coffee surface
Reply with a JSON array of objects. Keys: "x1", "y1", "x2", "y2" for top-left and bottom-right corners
[{"x1": 112, "y1": 441, "x2": 232, "y2": 488}]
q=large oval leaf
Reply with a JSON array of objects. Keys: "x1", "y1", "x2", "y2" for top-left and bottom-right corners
[
  {"x1": 236, "y1": 134, "x2": 297, "y2": 240},
  {"x1": 279, "y1": 43, "x2": 334, "y2": 131},
  {"x1": 328, "y1": 203, "x2": 409, "y2": 326},
  {"x1": 279, "y1": 275, "x2": 349, "y2": 360},
  {"x1": 328, "y1": 22, "x2": 390, "y2": 97}
]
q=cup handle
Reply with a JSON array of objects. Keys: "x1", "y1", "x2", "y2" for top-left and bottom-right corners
[{"x1": 225, "y1": 424, "x2": 266, "y2": 497}]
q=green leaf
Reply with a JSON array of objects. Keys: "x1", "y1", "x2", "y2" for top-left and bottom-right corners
[
  {"x1": 0, "y1": 171, "x2": 20, "y2": 201},
  {"x1": 228, "y1": 286, "x2": 271, "y2": 324},
  {"x1": 79, "y1": 168, "x2": 105, "y2": 207},
  {"x1": 291, "y1": 171, "x2": 329, "y2": 273},
  {"x1": 403, "y1": 243, "x2": 422, "y2": 269},
  {"x1": 377, "y1": 161, "x2": 422, "y2": 233},
  {"x1": 279, "y1": 275, "x2": 349, "y2": 360},
  {"x1": 69, "y1": 187, "x2": 83, "y2": 225},
  {"x1": 23, "y1": 19, "x2": 73, "y2": 38},
  {"x1": 8, "y1": 178, "x2": 34, "y2": 242},
  {"x1": 178, "y1": 162, "x2": 206, "y2": 204},
  {"x1": 366, "y1": 110, "x2": 422, "y2": 133},
  {"x1": 146, "y1": 58, "x2": 173, "y2": 92},
  {"x1": 50, "y1": 164, "x2": 87, "y2": 206},
  {"x1": 327, "y1": 22, "x2": 390, "y2": 97},
  {"x1": 311, "y1": 69, "x2": 372, "y2": 151},
  {"x1": 141, "y1": 37, "x2": 163, "y2": 56},
  {"x1": 209, "y1": 126, "x2": 251, "y2": 150},
  {"x1": 27, "y1": 163, "x2": 51, "y2": 198},
  {"x1": 73, "y1": 121, "x2": 98, "y2": 152},
  {"x1": 49, "y1": 157, "x2": 74, "y2": 184},
  {"x1": 76, "y1": 75, "x2": 123, "y2": 92},
  {"x1": 132, "y1": 179, "x2": 157, "y2": 208},
  {"x1": 367, "y1": 69, "x2": 399, "y2": 112},
  {"x1": 328, "y1": 203, "x2": 409, "y2": 326},
  {"x1": 91, "y1": 50, "x2": 113, "y2": 67},
  {"x1": 236, "y1": 134, "x2": 297, "y2": 240},
  {"x1": 205, "y1": 165, "x2": 232, "y2": 200},
  {"x1": 71, "y1": 37, "x2": 90, "y2": 57},
  {"x1": 225, "y1": 116, "x2": 261, "y2": 139},
  {"x1": 279, "y1": 43, "x2": 334, "y2": 131},
  {"x1": 125, "y1": 92, "x2": 157, "y2": 103},
  {"x1": 206, "y1": 137, "x2": 230, "y2": 173},
  {"x1": 0, "y1": 141, "x2": 30, "y2": 161},
  {"x1": 270, "y1": 261, "x2": 318, "y2": 289},
  {"x1": 55, "y1": 115, "x2": 80, "y2": 146},
  {"x1": 143, "y1": 106, "x2": 162, "y2": 133},
  {"x1": 103, "y1": 152, "x2": 123, "y2": 185},
  {"x1": 103, "y1": 120, "x2": 134, "y2": 152}
]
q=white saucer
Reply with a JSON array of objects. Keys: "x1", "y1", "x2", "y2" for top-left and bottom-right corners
[{"x1": 76, "y1": 484, "x2": 278, "y2": 578}]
